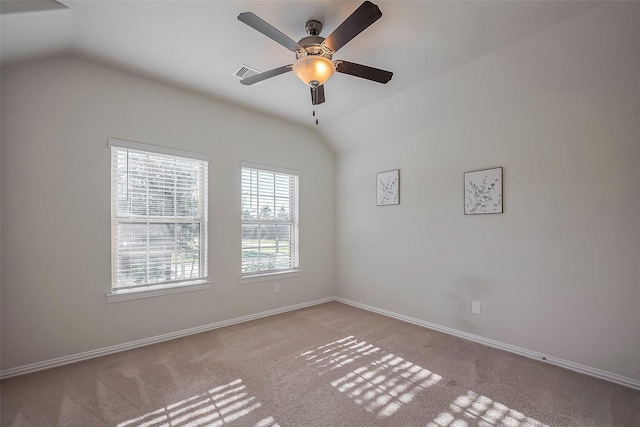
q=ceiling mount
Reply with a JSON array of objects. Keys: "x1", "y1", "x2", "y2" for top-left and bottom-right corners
[{"x1": 305, "y1": 20, "x2": 323, "y2": 36}]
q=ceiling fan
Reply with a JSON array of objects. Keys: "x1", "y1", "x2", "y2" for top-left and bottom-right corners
[{"x1": 237, "y1": 1, "x2": 393, "y2": 121}]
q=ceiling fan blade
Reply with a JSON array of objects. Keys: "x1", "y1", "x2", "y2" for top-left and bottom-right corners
[
  {"x1": 335, "y1": 60, "x2": 393, "y2": 84},
  {"x1": 323, "y1": 1, "x2": 382, "y2": 53},
  {"x1": 310, "y1": 85, "x2": 326, "y2": 105},
  {"x1": 238, "y1": 12, "x2": 303, "y2": 52},
  {"x1": 240, "y1": 65, "x2": 293, "y2": 85}
]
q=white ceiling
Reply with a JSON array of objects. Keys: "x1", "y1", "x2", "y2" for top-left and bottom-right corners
[{"x1": 1, "y1": 0, "x2": 601, "y2": 150}]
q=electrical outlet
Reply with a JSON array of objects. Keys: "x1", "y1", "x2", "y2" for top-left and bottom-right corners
[
  {"x1": 275, "y1": 283, "x2": 280, "y2": 293},
  {"x1": 472, "y1": 301, "x2": 482, "y2": 315}
]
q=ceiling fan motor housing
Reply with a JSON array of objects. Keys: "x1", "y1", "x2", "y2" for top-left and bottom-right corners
[{"x1": 296, "y1": 20, "x2": 333, "y2": 60}]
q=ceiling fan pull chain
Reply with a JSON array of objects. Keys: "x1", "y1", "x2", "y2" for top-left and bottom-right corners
[{"x1": 314, "y1": 106, "x2": 319, "y2": 125}]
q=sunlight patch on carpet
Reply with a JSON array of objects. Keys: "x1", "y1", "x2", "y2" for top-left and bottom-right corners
[
  {"x1": 299, "y1": 335, "x2": 381, "y2": 374},
  {"x1": 116, "y1": 378, "x2": 274, "y2": 427},
  {"x1": 427, "y1": 390, "x2": 549, "y2": 427},
  {"x1": 300, "y1": 336, "x2": 442, "y2": 418},
  {"x1": 254, "y1": 416, "x2": 281, "y2": 426}
]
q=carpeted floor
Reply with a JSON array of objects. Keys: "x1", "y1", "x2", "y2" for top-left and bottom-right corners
[{"x1": 2, "y1": 301, "x2": 639, "y2": 426}]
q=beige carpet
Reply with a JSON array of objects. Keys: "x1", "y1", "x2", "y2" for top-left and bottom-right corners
[{"x1": 1, "y1": 302, "x2": 639, "y2": 426}]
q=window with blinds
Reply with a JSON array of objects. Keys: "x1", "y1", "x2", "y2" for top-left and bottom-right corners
[
  {"x1": 241, "y1": 163, "x2": 300, "y2": 277},
  {"x1": 110, "y1": 138, "x2": 208, "y2": 292}
]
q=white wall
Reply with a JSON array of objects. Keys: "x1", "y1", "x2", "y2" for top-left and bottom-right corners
[
  {"x1": 0, "y1": 56, "x2": 336, "y2": 370},
  {"x1": 332, "y1": 2, "x2": 640, "y2": 381}
]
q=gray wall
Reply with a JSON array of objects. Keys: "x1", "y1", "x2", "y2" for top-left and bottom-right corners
[
  {"x1": 331, "y1": 2, "x2": 640, "y2": 381},
  {"x1": 0, "y1": 56, "x2": 336, "y2": 370}
]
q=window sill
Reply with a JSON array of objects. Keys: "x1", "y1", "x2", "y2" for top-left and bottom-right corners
[
  {"x1": 107, "y1": 280, "x2": 212, "y2": 303},
  {"x1": 240, "y1": 270, "x2": 302, "y2": 284}
]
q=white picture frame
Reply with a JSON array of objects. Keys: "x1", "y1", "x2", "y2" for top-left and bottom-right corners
[
  {"x1": 464, "y1": 167, "x2": 503, "y2": 215},
  {"x1": 377, "y1": 169, "x2": 400, "y2": 206}
]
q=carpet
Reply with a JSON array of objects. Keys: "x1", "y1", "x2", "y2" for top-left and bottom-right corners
[{"x1": 2, "y1": 302, "x2": 639, "y2": 426}]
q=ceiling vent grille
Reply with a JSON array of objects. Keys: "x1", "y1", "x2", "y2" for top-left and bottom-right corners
[{"x1": 233, "y1": 64, "x2": 261, "y2": 81}]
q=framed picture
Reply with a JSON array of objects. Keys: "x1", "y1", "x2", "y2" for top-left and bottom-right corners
[
  {"x1": 377, "y1": 169, "x2": 400, "y2": 206},
  {"x1": 464, "y1": 167, "x2": 503, "y2": 215}
]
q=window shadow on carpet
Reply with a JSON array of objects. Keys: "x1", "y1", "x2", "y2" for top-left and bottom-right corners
[
  {"x1": 116, "y1": 378, "x2": 280, "y2": 427},
  {"x1": 300, "y1": 335, "x2": 548, "y2": 426}
]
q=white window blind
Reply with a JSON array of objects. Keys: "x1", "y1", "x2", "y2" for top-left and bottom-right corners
[
  {"x1": 241, "y1": 163, "x2": 299, "y2": 276},
  {"x1": 110, "y1": 139, "x2": 208, "y2": 292}
]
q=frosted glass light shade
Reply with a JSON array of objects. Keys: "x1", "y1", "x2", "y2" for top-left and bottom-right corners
[{"x1": 292, "y1": 56, "x2": 335, "y2": 85}]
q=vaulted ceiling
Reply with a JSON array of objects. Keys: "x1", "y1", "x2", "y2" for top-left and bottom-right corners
[{"x1": 1, "y1": 0, "x2": 601, "y2": 152}]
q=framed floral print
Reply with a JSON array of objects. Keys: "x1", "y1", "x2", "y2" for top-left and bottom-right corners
[
  {"x1": 377, "y1": 169, "x2": 399, "y2": 206},
  {"x1": 464, "y1": 167, "x2": 503, "y2": 215}
]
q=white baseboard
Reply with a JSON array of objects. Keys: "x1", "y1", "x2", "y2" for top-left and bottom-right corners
[
  {"x1": 0, "y1": 297, "x2": 334, "y2": 380},
  {"x1": 335, "y1": 297, "x2": 640, "y2": 391},
  {"x1": 3, "y1": 296, "x2": 639, "y2": 391}
]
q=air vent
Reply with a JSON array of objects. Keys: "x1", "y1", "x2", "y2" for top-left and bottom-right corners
[{"x1": 233, "y1": 64, "x2": 261, "y2": 80}]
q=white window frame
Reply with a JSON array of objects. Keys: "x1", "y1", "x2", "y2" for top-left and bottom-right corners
[
  {"x1": 241, "y1": 162, "x2": 301, "y2": 283},
  {"x1": 108, "y1": 138, "x2": 210, "y2": 302}
]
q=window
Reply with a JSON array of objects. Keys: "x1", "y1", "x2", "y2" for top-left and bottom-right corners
[
  {"x1": 109, "y1": 138, "x2": 209, "y2": 299},
  {"x1": 241, "y1": 162, "x2": 300, "y2": 279}
]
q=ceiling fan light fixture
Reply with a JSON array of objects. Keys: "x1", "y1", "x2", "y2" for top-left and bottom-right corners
[{"x1": 292, "y1": 55, "x2": 335, "y2": 86}]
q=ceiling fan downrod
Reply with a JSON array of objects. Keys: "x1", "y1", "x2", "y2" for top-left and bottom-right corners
[{"x1": 305, "y1": 20, "x2": 322, "y2": 37}]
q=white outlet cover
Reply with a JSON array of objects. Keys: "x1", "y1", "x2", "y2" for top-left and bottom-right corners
[{"x1": 472, "y1": 301, "x2": 482, "y2": 314}]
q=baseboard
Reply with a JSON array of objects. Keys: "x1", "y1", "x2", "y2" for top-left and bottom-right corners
[
  {"x1": 4, "y1": 296, "x2": 639, "y2": 391},
  {"x1": 0, "y1": 296, "x2": 334, "y2": 380},
  {"x1": 335, "y1": 297, "x2": 640, "y2": 391}
]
